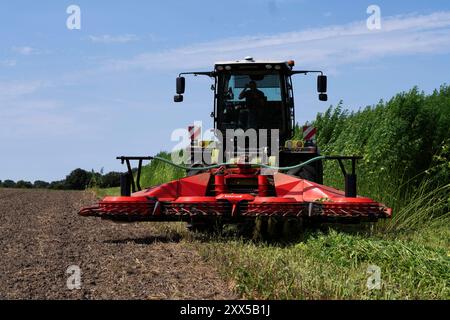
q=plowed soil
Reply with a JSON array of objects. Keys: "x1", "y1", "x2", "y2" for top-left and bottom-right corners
[{"x1": 0, "y1": 189, "x2": 236, "y2": 300}]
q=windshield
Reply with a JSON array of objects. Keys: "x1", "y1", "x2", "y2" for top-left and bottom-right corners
[
  {"x1": 224, "y1": 73, "x2": 282, "y2": 102},
  {"x1": 217, "y1": 71, "x2": 286, "y2": 131}
]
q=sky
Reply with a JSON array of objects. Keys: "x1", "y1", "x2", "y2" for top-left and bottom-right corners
[{"x1": 1, "y1": 0, "x2": 450, "y2": 182}]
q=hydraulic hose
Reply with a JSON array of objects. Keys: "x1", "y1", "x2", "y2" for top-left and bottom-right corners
[{"x1": 151, "y1": 155, "x2": 326, "y2": 172}]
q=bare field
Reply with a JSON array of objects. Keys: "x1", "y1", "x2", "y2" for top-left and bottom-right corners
[{"x1": 0, "y1": 189, "x2": 236, "y2": 300}]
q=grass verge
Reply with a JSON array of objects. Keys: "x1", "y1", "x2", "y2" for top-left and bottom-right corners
[
  {"x1": 195, "y1": 226, "x2": 449, "y2": 300},
  {"x1": 90, "y1": 186, "x2": 120, "y2": 198}
]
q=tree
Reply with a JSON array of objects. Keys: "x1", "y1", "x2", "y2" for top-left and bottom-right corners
[
  {"x1": 100, "y1": 172, "x2": 122, "y2": 188},
  {"x1": 2, "y1": 180, "x2": 16, "y2": 188},
  {"x1": 49, "y1": 180, "x2": 67, "y2": 190},
  {"x1": 65, "y1": 168, "x2": 91, "y2": 190},
  {"x1": 34, "y1": 180, "x2": 50, "y2": 189},
  {"x1": 88, "y1": 170, "x2": 102, "y2": 188},
  {"x1": 16, "y1": 180, "x2": 33, "y2": 189}
]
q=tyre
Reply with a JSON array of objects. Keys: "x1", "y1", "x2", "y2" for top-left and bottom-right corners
[{"x1": 187, "y1": 218, "x2": 222, "y2": 234}]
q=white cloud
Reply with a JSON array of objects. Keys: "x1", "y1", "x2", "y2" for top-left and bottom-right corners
[
  {"x1": 105, "y1": 11, "x2": 450, "y2": 71},
  {"x1": 88, "y1": 34, "x2": 140, "y2": 44},
  {"x1": 12, "y1": 46, "x2": 39, "y2": 55}
]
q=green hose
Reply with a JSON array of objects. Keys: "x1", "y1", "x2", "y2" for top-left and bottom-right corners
[
  {"x1": 261, "y1": 155, "x2": 326, "y2": 171},
  {"x1": 152, "y1": 155, "x2": 326, "y2": 172},
  {"x1": 152, "y1": 156, "x2": 234, "y2": 171}
]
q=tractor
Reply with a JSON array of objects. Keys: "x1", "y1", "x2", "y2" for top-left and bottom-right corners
[{"x1": 79, "y1": 57, "x2": 391, "y2": 234}]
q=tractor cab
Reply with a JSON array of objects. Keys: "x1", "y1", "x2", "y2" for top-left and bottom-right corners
[
  {"x1": 215, "y1": 60, "x2": 295, "y2": 145},
  {"x1": 175, "y1": 57, "x2": 328, "y2": 145},
  {"x1": 174, "y1": 57, "x2": 328, "y2": 182}
]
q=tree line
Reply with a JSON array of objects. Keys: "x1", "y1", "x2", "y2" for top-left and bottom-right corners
[{"x1": 0, "y1": 169, "x2": 122, "y2": 190}]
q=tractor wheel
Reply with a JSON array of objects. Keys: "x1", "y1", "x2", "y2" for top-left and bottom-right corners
[
  {"x1": 254, "y1": 217, "x2": 302, "y2": 242},
  {"x1": 187, "y1": 218, "x2": 222, "y2": 234},
  {"x1": 234, "y1": 220, "x2": 255, "y2": 238},
  {"x1": 267, "y1": 216, "x2": 283, "y2": 240},
  {"x1": 282, "y1": 218, "x2": 305, "y2": 242},
  {"x1": 252, "y1": 217, "x2": 268, "y2": 241}
]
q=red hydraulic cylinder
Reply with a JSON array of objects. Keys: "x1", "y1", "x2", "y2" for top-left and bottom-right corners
[
  {"x1": 214, "y1": 174, "x2": 226, "y2": 195},
  {"x1": 258, "y1": 175, "x2": 270, "y2": 197}
]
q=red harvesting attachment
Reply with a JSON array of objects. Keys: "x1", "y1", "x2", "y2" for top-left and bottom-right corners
[{"x1": 79, "y1": 158, "x2": 391, "y2": 224}]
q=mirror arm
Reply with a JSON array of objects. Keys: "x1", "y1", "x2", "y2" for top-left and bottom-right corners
[
  {"x1": 179, "y1": 71, "x2": 216, "y2": 77},
  {"x1": 290, "y1": 70, "x2": 324, "y2": 76}
]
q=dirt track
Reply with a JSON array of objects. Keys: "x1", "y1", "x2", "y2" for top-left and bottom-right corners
[{"x1": 0, "y1": 189, "x2": 236, "y2": 300}]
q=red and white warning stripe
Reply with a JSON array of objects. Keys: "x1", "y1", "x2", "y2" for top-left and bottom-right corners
[
  {"x1": 188, "y1": 125, "x2": 201, "y2": 144},
  {"x1": 303, "y1": 125, "x2": 317, "y2": 141}
]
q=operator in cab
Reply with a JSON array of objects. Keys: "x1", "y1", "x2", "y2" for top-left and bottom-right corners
[{"x1": 238, "y1": 81, "x2": 266, "y2": 129}]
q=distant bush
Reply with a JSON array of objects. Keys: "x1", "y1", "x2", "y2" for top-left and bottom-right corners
[
  {"x1": 99, "y1": 171, "x2": 122, "y2": 188},
  {"x1": 1, "y1": 169, "x2": 124, "y2": 191},
  {"x1": 34, "y1": 180, "x2": 50, "y2": 189},
  {"x1": 139, "y1": 151, "x2": 185, "y2": 187},
  {"x1": 65, "y1": 168, "x2": 92, "y2": 190},
  {"x1": 2, "y1": 180, "x2": 16, "y2": 188},
  {"x1": 48, "y1": 180, "x2": 68, "y2": 190},
  {"x1": 87, "y1": 170, "x2": 102, "y2": 188},
  {"x1": 15, "y1": 180, "x2": 33, "y2": 189}
]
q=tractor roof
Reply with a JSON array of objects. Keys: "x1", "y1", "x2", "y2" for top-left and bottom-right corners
[{"x1": 215, "y1": 57, "x2": 294, "y2": 69}]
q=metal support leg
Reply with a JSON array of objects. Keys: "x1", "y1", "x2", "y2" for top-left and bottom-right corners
[
  {"x1": 120, "y1": 173, "x2": 131, "y2": 196},
  {"x1": 345, "y1": 174, "x2": 357, "y2": 198}
]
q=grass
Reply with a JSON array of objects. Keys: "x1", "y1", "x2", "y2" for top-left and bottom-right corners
[
  {"x1": 139, "y1": 151, "x2": 185, "y2": 188},
  {"x1": 196, "y1": 227, "x2": 449, "y2": 300},
  {"x1": 90, "y1": 186, "x2": 120, "y2": 198}
]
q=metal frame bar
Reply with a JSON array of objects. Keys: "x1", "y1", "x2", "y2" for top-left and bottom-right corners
[
  {"x1": 324, "y1": 156, "x2": 361, "y2": 197},
  {"x1": 178, "y1": 71, "x2": 215, "y2": 77},
  {"x1": 290, "y1": 70, "x2": 324, "y2": 76},
  {"x1": 324, "y1": 156, "x2": 360, "y2": 176},
  {"x1": 117, "y1": 156, "x2": 154, "y2": 192}
]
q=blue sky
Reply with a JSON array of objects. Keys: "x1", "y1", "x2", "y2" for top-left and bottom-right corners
[{"x1": 1, "y1": 0, "x2": 450, "y2": 182}]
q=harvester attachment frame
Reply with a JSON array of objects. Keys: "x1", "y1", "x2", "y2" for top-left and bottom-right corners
[
  {"x1": 116, "y1": 155, "x2": 364, "y2": 199},
  {"x1": 79, "y1": 154, "x2": 391, "y2": 223},
  {"x1": 117, "y1": 156, "x2": 154, "y2": 194}
]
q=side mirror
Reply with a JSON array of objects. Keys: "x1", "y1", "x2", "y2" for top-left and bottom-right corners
[
  {"x1": 317, "y1": 75, "x2": 327, "y2": 93},
  {"x1": 317, "y1": 75, "x2": 327, "y2": 101},
  {"x1": 176, "y1": 77, "x2": 185, "y2": 95},
  {"x1": 174, "y1": 94, "x2": 184, "y2": 103}
]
